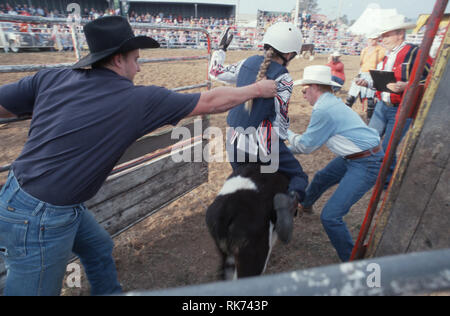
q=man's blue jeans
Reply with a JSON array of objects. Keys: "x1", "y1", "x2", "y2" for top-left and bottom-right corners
[
  {"x1": 0, "y1": 171, "x2": 122, "y2": 296},
  {"x1": 302, "y1": 152, "x2": 384, "y2": 262},
  {"x1": 331, "y1": 76, "x2": 344, "y2": 93},
  {"x1": 369, "y1": 100, "x2": 412, "y2": 185}
]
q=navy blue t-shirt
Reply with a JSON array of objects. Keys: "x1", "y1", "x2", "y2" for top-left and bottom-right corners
[{"x1": 0, "y1": 68, "x2": 200, "y2": 205}]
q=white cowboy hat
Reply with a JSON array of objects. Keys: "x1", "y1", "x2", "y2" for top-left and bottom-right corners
[
  {"x1": 379, "y1": 15, "x2": 416, "y2": 35},
  {"x1": 294, "y1": 65, "x2": 342, "y2": 87},
  {"x1": 331, "y1": 51, "x2": 341, "y2": 57},
  {"x1": 367, "y1": 32, "x2": 381, "y2": 39}
]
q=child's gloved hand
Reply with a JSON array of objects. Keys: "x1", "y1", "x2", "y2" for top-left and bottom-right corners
[{"x1": 218, "y1": 27, "x2": 233, "y2": 52}]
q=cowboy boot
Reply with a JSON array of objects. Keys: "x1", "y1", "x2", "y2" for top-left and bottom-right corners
[
  {"x1": 367, "y1": 98, "x2": 376, "y2": 120},
  {"x1": 273, "y1": 191, "x2": 299, "y2": 244},
  {"x1": 345, "y1": 95, "x2": 356, "y2": 108},
  {"x1": 218, "y1": 27, "x2": 233, "y2": 52}
]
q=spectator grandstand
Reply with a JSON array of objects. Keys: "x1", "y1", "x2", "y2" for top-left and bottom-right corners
[{"x1": 0, "y1": 0, "x2": 368, "y2": 55}]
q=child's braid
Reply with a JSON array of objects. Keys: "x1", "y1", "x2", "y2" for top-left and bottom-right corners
[{"x1": 245, "y1": 48, "x2": 275, "y2": 113}]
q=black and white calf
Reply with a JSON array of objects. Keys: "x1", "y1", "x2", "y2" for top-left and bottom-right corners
[{"x1": 206, "y1": 164, "x2": 297, "y2": 280}]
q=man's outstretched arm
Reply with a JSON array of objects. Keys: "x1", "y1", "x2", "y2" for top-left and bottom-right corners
[{"x1": 188, "y1": 80, "x2": 277, "y2": 117}]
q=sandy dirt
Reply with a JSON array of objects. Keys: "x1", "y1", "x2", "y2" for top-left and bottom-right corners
[{"x1": 0, "y1": 49, "x2": 375, "y2": 295}]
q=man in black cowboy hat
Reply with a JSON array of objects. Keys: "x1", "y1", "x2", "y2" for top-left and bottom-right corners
[{"x1": 0, "y1": 16, "x2": 277, "y2": 296}]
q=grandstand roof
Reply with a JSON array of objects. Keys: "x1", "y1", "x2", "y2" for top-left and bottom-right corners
[{"x1": 128, "y1": 0, "x2": 237, "y2": 6}]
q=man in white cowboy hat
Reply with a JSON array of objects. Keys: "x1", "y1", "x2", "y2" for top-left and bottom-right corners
[
  {"x1": 0, "y1": 16, "x2": 277, "y2": 296},
  {"x1": 326, "y1": 51, "x2": 345, "y2": 92},
  {"x1": 287, "y1": 65, "x2": 383, "y2": 262},
  {"x1": 345, "y1": 32, "x2": 386, "y2": 119},
  {"x1": 355, "y1": 14, "x2": 432, "y2": 187}
]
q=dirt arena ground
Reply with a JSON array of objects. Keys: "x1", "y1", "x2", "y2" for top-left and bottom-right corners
[{"x1": 0, "y1": 49, "x2": 376, "y2": 295}]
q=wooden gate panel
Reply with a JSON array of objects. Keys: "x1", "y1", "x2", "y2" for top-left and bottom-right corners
[{"x1": 407, "y1": 160, "x2": 450, "y2": 252}]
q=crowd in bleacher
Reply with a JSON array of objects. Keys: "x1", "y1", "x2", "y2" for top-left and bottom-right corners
[
  {"x1": 258, "y1": 11, "x2": 366, "y2": 55},
  {"x1": 1, "y1": 3, "x2": 63, "y2": 18},
  {"x1": 0, "y1": 2, "x2": 366, "y2": 55}
]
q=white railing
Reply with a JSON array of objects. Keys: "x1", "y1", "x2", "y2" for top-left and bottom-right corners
[{"x1": 406, "y1": 33, "x2": 444, "y2": 58}]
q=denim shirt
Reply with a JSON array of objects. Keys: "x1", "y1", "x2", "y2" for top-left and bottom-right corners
[{"x1": 288, "y1": 93, "x2": 380, "y2": 156}]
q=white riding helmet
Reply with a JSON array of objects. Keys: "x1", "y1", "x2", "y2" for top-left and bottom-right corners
[{"x1": 263, "y1": 22, "x2": 303, "y2": 55}]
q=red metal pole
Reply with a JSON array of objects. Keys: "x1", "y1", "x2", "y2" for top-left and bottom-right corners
[
  {"x1": 350, "y1": 0, "x2": 449, "y2": 261},
  {"x1": 206, "y1": 30, "x2": 212, "y2": 90}
]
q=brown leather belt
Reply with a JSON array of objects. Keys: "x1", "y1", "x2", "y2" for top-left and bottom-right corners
[
  {"x1": 345, "y1": 144, "x2": 382, "y2": 160},
  {"x1": 384, "y1": 101, "x2": 400, "y2": 107}
]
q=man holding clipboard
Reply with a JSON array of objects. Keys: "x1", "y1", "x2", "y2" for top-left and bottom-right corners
[
  {"x1": 354, "y1": 15, "x2": 432, "y2": 187},
  {"x1": 369, "y1": 69, "x2": 398, "y2": 93}
]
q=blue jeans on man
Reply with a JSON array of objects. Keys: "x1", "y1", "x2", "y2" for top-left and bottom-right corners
[
  {"x1": 301, "y1": 152, "x2": 384, "y2": 262},
  {"x1": 331, "y1": 76, "x2": 344, "y2": 93},
  {"x1": 0, "y1": 171, "x2": 122, "y2": 296},
  {"x1": 369, "y1": 100, "x2": 412, "y2": 186}
]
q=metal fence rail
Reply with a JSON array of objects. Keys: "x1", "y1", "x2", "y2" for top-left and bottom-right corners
[
  {"x1": 0, "y1": 14, "x2": 73, "y2": 24},
  {"x1": 0, "y1": 56, "x2": 209, "y2": 73},
  {"x1": 127, "y1": 248, "x2": 450, "y2": 296}
]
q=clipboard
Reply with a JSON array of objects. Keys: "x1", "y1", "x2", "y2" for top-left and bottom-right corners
[{"x1": 369, "y1": 70, "x2": 397, "y2": 93}]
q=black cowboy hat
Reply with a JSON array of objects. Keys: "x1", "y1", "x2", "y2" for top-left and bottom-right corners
[{"x1": 72, "y1": 16, "x2": 159, "y2": 69}]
